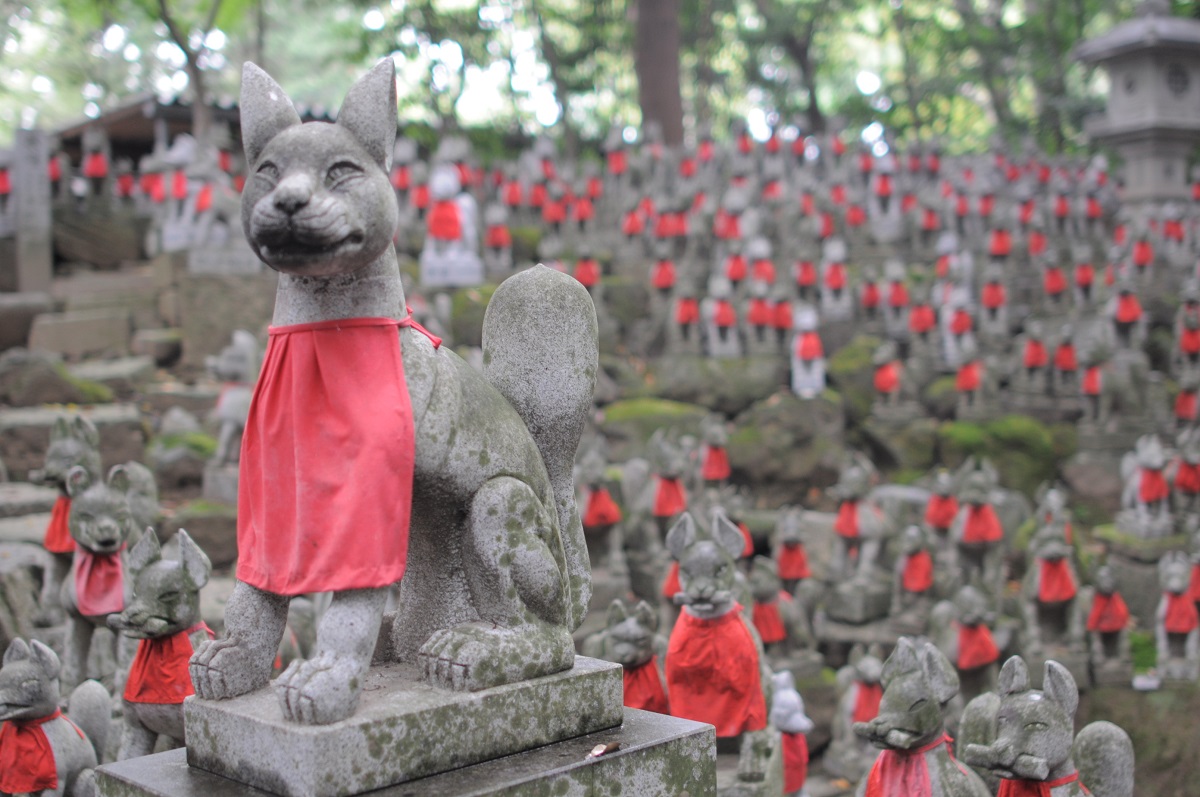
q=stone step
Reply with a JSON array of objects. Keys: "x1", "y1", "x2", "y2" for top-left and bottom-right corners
[
  {"x1": 0, "y1": 482, "x2": 58, "y2": 518},
  {"x1": 28, "y1": 309, "x2": 131, "y2": 360},
  {"x1": 131, "y1": 328, "x2": 183, "y2": 366},
  {"x1": 97, "y1": 707, "x2": 716, "y2": 797},
  {"x1": 0, "y1": 291, "x2": 53, "y2": 350},
  {"x1": 67, "y1": 356, "x2": 156, "y2": 399},
  {"x1": 141, "y1": 381, "x2": 221, "y2": 416},
  {"x1": 0, "y1": 512, "x2": 48, "y2": 544},
  {"x1": 0, "y1": 403, "x2": 146, "y2": 481}
]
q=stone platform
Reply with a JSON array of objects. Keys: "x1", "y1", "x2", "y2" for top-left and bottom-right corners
[
  {"x1": 182, "y1": 656, "x2": 629, "y2": 797},
  {"x1": 96, "y1": 707, "x2": 716, "y2": 797}
]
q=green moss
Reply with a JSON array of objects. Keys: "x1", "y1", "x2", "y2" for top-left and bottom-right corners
[
  {"x1": 939, "y1": 421, "x2": 989, "y2": 453},
  {"x1": 509, "y1": 226, "x2": 542, "y2": 263},
  {"x1": 154, "y1": 431, "x2": 217, "y2": 458},
  {"x1": 1130, "y1": 629, "x2": 1156, "y2": 671},
  {"x1": 827, "y1": 334, "x2": 883, "y2": 375},
  {"x1": 53, "y1": 362, "x2": 114, "y2": 404},
  {"x1": 449, "y1": 283, "x2": 500, "y2": 347},
  {"x1": 602, "y1": 397, "x2": 706, "y2": 422},
  {"x1": 176, "y1": 498, "x2": 238, "y2": 517},
  {"x1": 937, "y1": 415, "x2": 1073, "y2": 497}
]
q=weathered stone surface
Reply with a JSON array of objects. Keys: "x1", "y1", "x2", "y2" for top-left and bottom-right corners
[
  {"x1": 0, "y1": 512, "x2": 47, "y2": 544},
  {"x1": 28, "y1": 309, "x2": 131, "y2": 360},
  {"x1": 0, "y1": 542, "x2": 53, "y2": 649},
  {"x1": 0, "y1": 403, "x2": 146, "y2": 480},
  {"x1": 647, "y1": 355, "x2": 790, "y2": 417},
  {"x1": 131, "y1": 328, "x2": 183, "y2": 366},
  {"x1": 861, "y1": 415, "x2": 940, "y2": 472},
  {"x1": 97, "y1": 708, "x2": 715, "y2": 797},
  {"x1": 68, "y1": 356, "x2": 155, "y2": 400},
  {"x1": 164, "y1": 500, "x2": 237, "y2": 568},
  {"x1": 0, "y1": 348, "x2": 112, "y2": 406},
  {"x1": 178, "y1": 272, "x2": 276, "y2": 366},
  {"x1": 185, "y1": 657, "x2": 626, "y2": 797},
  {"x1": 0, "y1": 291, "x2": 53, "y2": 350},
  {"x1": 0, "y1": 481, "x2": 58, "y2": 518},
  {"x1": 141, "y1": 382, "x2": 221, "y2": 416},
  {"x1": 1063, "y1": 450, "x2": 1126, "y2": 518},
  {"x1": 728, "y1": 391, "x2": 845, "y2": 504},
  {"x1": 598, "y1": 397, "x2": 710, "y2": 463}
]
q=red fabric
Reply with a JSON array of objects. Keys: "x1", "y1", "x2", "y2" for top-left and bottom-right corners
[
  {"x1": 753, "y1": 598, "x2": 787, "y2": 643},
  {"x1": 237, "y1": 318, "x2": 417, "y2": 595},
  {"x1": 116, "y1": 173, "x2": 134, "y2": 197},
  {"x1": 650, "y1": 260, "x2": 676, "y2": 291},
  {"x1": 982, "y1": 283, "x2": 1006, "y2": 309},
  {"x1": 714, "y1": 209, "x2": 741, "y2": 239},
  {"x1": 738, "y1": 522, "x2": 754, "y2": 558},
  {"x1": 662, "y1": 561, "x2": 681, "y2": 599},
  {"x1": 1087, "y1": 592, "x2": 1130, "y2": 633},
  {"x1": 83, "y1": 151, "x2": 108, "y2": 179},
  {"x1": 1177, "y1": 461, "x2": 1200, "y2": 495},
  {"x1": 835, "y1": 500, "x2": 859, "y2": 539},
  {"x1": 864, "y1": 736, "x2": 951, "y2": 797},
  {"x1": 74, "y1": 547, "x2": 124, "y2": 617},
  {"x1": 782, "y1": 731, "x2": 809, "y2": 794},
  {"x1": 957, "y1": 622, "x2": 1000, "y2": 670},
  {"x1": 997, "y1": 772, "x2": 1087, "y2": 797},
  {"x1": 851, "y1": 681, "x2": 883, "y2": 723},
  {"x1": 1133, "y1": 240, "x2": 1154, "y2": 267},
  {"x1": 623, "y1": 657, "x2": 670, "y2": 714},
  {"x1": 936, "y1": 255, "x2": 951, "y2": 278},
  {"x1": 1020, "y1": 200, "x2": 1036, "y2": 224},
  {"x1": 142, "y1": 172, "x2": 165, "y2": 203},
  {"x1": 956, "y1": 361, "x2": 981, "y2": 392},
  {"x1": 888, "y1": 282, "x2": 909, "y2": 307},
  {"x1": 699, "y1": 141, "x2": 714, "y2": 161},
  {"x1": 796, "y1": 332, "x2": 823, "y2": 361},
  {"x1": 725, "y1": 254, "x2": 748, "y2": 282},
  {"x1": 777, "y1": 542, "x2": 810, "y2": 580},
  {"x1": 738, "y1": 134, "x2": 753, "y2": 154},
  {"x1": 762, "y1": 180, "x2": 783, "y2": 200},
  {"x1": 43, "y1": 494, "x2": 74, "y2": 553},
  {"x1": 1116, "y1": 294, "x2": 1142, "y2": 323},
  {"x1": 485, "y1": 224, "x2": 511, "y2": 248},
  {"x1": 748, "y1": 298, "x2": 772, "y2": 327},
  {"x1": 171, "y1": 170, "x2": 188, "y2": 200},
  {"x1": 586, "y1": 176, "x2": 603, "y2": 199},
  {"x1": 391, "y1": 164, "x2": 410, "y2": 190},
  {"x1": 1087, "y1": 197, "x2": 1103, "y2": 220},
  {"x1": 978, "y1": 194, "x2": 995, "y2": 217},
  {"x1": 1029, "y1": 230, "x2": 1047, "y2": 256},
  {"x1": 1164, "y1": 592, "x2": 1200, "y2": 634},
  {"x1": 825, "y1": 263, "x2": 846, "y2": 291},
  {"x1": 195, "y1": 184, "x2": 213, "y2": 213},
  {"x1": 875, "y1": 362, "x2": 901, "y2": 394},
  {"x1": 541, "y1": 199, "x2": 566, "y2": 225},
  {"x1": 1191, "y1": 564, "x2": 1200, "y2": 602},
  {"x1": 875, "y1": 173, "x2": 893, "y2": 198},
  {"x1": 950, "y1": 309, "x2": 973, "y2": 336},
  {"x1": 925, "y1": 494, "x2": 958, "y2": 529},
  {"x1": 1055, "y1": 343, "x2": 1077, "y2": 372},
  {"x1": 675, "y1": 297, "x2": 700, "y2": 325},
  {"x1": 572, "y1": 197, "x2": 595, "y2": 223},
  {"x1": 909, "y1": 305, "x2": 936, "y2": 334},
  {"x1": 124, "y1": 623, "x2": 214, "y2": 704},
  {"x1": 1177, "y1": 391, "x2": 1197, "y2": 421},
  {"x1": 653, "y1": 476, "x2": 687, "y2": 518},
  {"x1": 846, "y1": 204, "x2": 867, "y2": 227},
  {"x1": 1082, "y1": 366, "x2": 1102, "y2": 396},
  {"x1": 502, "y1": 181, "x2": 522, "y2": 206},
  {"x1": 528, "y1": 183, "x2": 546, "y2": 208},
  {"x1": 679, "y1": 157, "x2": 697, "y2": 178},
  {"x1": 1180, "y1": 327, "x2": 1200, "y2": 355},
  {"x1": 583, "y1": 487, "x2": 622, "y2": 528},
  {"x1": 752, "y1": 258, "x2": 777, "y2": 284},
  {"x1": 861, "y1": 283, "x2": 880, "y2": 308},
  {"x1": 427, "y1": 200, "x2": 462, "y2": 241},
  {"x1": 1043, "y1": 267, "x2": 1067, "y2": 295},
  {"x1": 902, "y1": 550, "x2": 934, "y2": 593},
  {"x1": 411, "y1": 184, "x2": 429, "y2": 210},
  {"x1": 1024, "y1": 340, "x2": 1048, "y2": 369},
  {"x1": 702, "y1": 446, "x2": 731, "y2": 481},
  {"x1": 574, "y1": 259, "x2": 600, "y2": 288},
  {"x1": 0, "y1": 168, "x2": 10, "y2": 196},
  {"x1": 819, "y1": 212, "x2": 835, "y2": 239},
  {"x1": 1141, "y1": 469, "x2": 1169, "y2": 504},
  {"x1": 989, "y1": 229, "x2": 1012, "y2": 257},
  {"x1": 622, "y1": 210, "x2": 644, "y2": 236},
  {"x1": 796, "y1": 260, "x2": 817, "y2": 287},
  {"x1": 1038, "y1": 559, "x2": 1077, "y2": 603},
  {"x1": 962, "y1": 504, "x2": 1002, "y2": 543},
  {"x1": 607, "y1": 150, "x2": 628, "y2": 175},
  {"x1": 0, "y1": 710, "x2": 82, "y2": 793},
  {"x1": 667, "y1": 607, "x2": 768, "y2": 737},
  {"x1": 48, "y1": 157, "x2": 61, "y2": 181},
  {"x1": 922, "y1": 208, "x2": 941, "y2": 231},
  {"x1": 773, "y1": 301, "x2": 792, "y2": 331},
  {"x1": 715, "y1": 300, "x2": 736, "y2": 328}
]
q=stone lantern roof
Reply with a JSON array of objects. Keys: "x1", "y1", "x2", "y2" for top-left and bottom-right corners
[{"x1": 1074, "y1": 0, "x2": 1200, "y2": 64}]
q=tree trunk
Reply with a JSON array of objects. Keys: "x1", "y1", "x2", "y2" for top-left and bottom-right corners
[
  {"x1": 634, "y1": 0, "x2": 684, "y2": 146},
  {"x1": 529, "y1": 0, "x2": 579, "y2": 158}
]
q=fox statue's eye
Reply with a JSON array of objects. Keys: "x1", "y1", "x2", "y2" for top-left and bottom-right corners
[
  {"x1": 1024, "y1": 720, "x2": 1048, "y2": 731},
  {"x1": 256, "y1": 161, "x2": 281, "y2": 185},
  {"x1": 22, "y1": 678, "x2": 40, "y2": 694},
  {"x1": 908, "y1": 698, "x2": 928, "y2": 711},
  {"x1": 326, "y1": 161, "x2": 363, "y2": 188},
  {"x1": 158, "y1": 591, "x2": 181, "y2": 603}
]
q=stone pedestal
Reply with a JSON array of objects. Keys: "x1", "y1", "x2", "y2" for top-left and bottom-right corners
[
  {"x1": 202, "y1": 462, "x2": 240, "y2": 505},
  {"x1": 97, "y1": 704, "x2": 716, "y2": 797},
  {"x1": 826, "y1": 578, "x2": 891, "y2": 625}
]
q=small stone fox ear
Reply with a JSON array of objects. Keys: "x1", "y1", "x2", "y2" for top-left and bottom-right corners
[
  {"x1": 176, "y1": 529, "x2": 212, "y2": 590},
  {"x1": 336, "y1": 58, "x2": 397, "y2": 172},
  {"x1": 3, "y1": 638, "x2": 30, "y2": 666},
  {"x1": 666, "y1": 512, "x2": 697, "y2": 561},
  {"x1": 634, "y1": 600, "x2": 658, "y2": 633},
  {"x1": 126, "y1": 527, "x2": 162, "y2": 573},
  {"x1": 998, "y1": 655, "x2": 1030, "y2": 696},
  {"x1": 240, "y1": 61, "x2": 302, "y2": 167},
  {"x1": 606, "y1": 599, "x2": 628, "y2": 628}
]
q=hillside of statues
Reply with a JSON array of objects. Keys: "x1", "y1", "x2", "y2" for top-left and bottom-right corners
[{"x1": 12, "y1": 98, "x2": 1200, "y2": 795}]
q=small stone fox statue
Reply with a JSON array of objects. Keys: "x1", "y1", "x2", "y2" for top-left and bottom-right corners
[
  {"x1": 580, "y1": 599, "x2": 669, "y2": 715},
  {"x1": 107, "y1": 529, "x2": 213, "y2": 759},
  {"x1": 854, "y1": 637, "x2": 990, "y2": 797},
  {"x1": 961, "y1": 656, "x2": 1134, "y2": 797},
  {"x1": 190, "y1": 60, "x2": 597, "y2": 725},
  {"x1": 0, "y1": 639, "x2": 110, "y2": 797}
]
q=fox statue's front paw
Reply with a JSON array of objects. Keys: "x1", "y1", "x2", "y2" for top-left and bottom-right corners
[
  {"x1": 274, "y1": 651, "x2": 368, "y2": 725},
  {"x1": 190, "y1": 637, "x2": 272, "y2": 701},
  {"x1": 417, "y1": 621, "x2": 574, "y2": 693}
]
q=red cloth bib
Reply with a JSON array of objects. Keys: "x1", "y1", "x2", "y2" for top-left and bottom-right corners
[
  {"x1": 74, "y1": 547, "x2": 124, "y2": 617},
  {"x1": 957, "y1": 622, "x2": 1000, "y2": 670},
  {"x1": 1043, "y1": 268, "x2": 1067, "y2": 295},
  {"x1": 667, "y1": 606, "x2": 767, "y2": 737},
  {"x1": 1190, "y1": 564, "x2": 1200, "y2": 602},
  {"x1": 124, "y1": 623, "x2": 214, "y2": 704},
  {"x1": 622, "y1": 211, "x2": 644, "y2": 236},
  {"x1": 962, "y1": 504, "x2": 1002, "y2": 543},
  {"x1": 796, "y1": 260, "x2": 817, "y2": 287},
  {"x1": 1082, "y1": 366, "x2": 1101, "y2": 396},
  {"x1": 1116, "y1": 294, "x2": 1142, "y2": 323},
  {"x1": 675, "y1": 298, "x2": 700, "y2": 325},
  {"x1": 702, "y1": 446, "x2": 731, "y2": 481},
  {"x1": 909, "y1": 305, "x2": 936, "y2": 334},
  {"x1": 782, "y1": 731, "x2": 809, "y2": 794},
  {"x1": 43, "y1": 494, "x2": 75, "y2": 553},
  {"x1": 738, "y1": 522, "x2": 754, "y2": 558},
  {"x1": 925, "y1": 494, "x2": 958, "y2": 529},
  {"x1": 653, "y1": 476, "x2": 687, "y2": 518},
  {"x1": 752, "y1": 259, "x2": 777, "y2": 284},
  {"x1": 902, "y1": 550, "x2": 934, "y2": 593},
  {"x1": 662, "y1": 561, "x2": 681, "y2": 600},
  {"x1": 623, "y1": 656, "x2": 670, "y2": 714},
  {"x1": 0, "y1": 710, "x2": 83, "y2": 793},
  {"x1": 1024, "y1": 340, "x2": 1048, "y2": 369},
  {"x1": 825, "y1": 263, "x2": 846, "y2": 290},
  {"x1": 1087, "y1": 592, "x2": 1129, "y2": 633},
  {"x1": 748, "y1": 298, "x2": 772, "y2": 327},
  {"x1": 1181, "y1": 327, "x2": 1200, "y2": 355},
  {"x1": 777, "y1": 542, "x2": 810, "y2": 580},
  {"x1": 1038, "y1": 559, "x2": 1076, "y2": 603},
  {"x1": 714, "y1": 300, "x2": 737, "y2": 328},
  {"x1": 574, "y1": 259, "x2": 600, "y2": 288},
  {"x1": 651, "y1": 260, "x2": 676, "y2": 290},
  {"x1": 1132, "y1": 240, "x2": 1153, "y2": 267},
  {"x1": 427, "y1": 199, "x2": 462, "y2": 241},
  {"x1": 773, "y1": 301, "x2": 792, "y2": 330},
  {"x1": 862, "y1": 283, "x2": 881, "y2": 308},
  {"x1": 998, "y1": 772, "x2": 1088, "y2": 797},
  {"x1": 864, "y1": 735, "x2": 951, "y2": 797},
  {"x1": 888, "y1": 282, "x2": 909, "y2": 307},
  {"x1": 796, "y1": 332, "x2": 824, "y2": 361},
  {"x1": 950, "y1": 309, "x2": 973, "y2": 336},
  {"x1": 1140, "y1": 469, "x2": 1169, "y2": 503},
  {"x1": 582, "y1": 487, "x2": 622, "y2": 528},
  {"x1": 875, "y1": 362, "x2": 901, "y2": 394},
  {"x1": 237, "y1": 317, "x2": 417, "y2": 595},
  {"x1": 725, "y1": 255, "x2": 748, "y2": 282},
  {"x1": 982, "y1": 283, "x2": 1006, "y2": 308},
  {"x1": 835, "y1": 500, "x2": 859, "y2": 539},
  {"x1": 1164, "y1": 592, "x2": 1200, "y2": 634},
  {"x1": 956, "y1": 361, "x2": 981, "y2": 392},
  {"x1": 1179, "y1": 461, "x2": 1200, "y2": 496},
  {"x1": 83, "y1": 151, "x2": 108, "y2": 179},
  {"x1": 851, "y1": 681, "x2": 883, "y2": 723},
  {"x1": 485, "y1": 225, "x2": 511, "y2": 248},
  {"x1": 753, "y1": 598, "x2": 787, "y2": 644},
  {"x1": 1075, "y1": 263, "x2": 1095, "y2": 287},
  {"x1": 1055, "y1": 344, "x2": 1077, "y2": 372}
]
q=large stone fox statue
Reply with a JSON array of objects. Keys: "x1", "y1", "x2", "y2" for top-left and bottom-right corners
[{"x1": 189, "y1": 60, "x2": 597, "y2": 725}]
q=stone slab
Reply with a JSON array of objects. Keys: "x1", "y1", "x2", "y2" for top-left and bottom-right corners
[
  {"x1": 68, "y1": 356, "x2": 156, "y2": 399},
  {"x1": 0, "y1": 481, "x2": 58, "y2": 518},
  {"x1": 141, "y1": 382, "x2": 221, "y2": 416},
  {"x1": 185, "y1": 656, "x2": 626, "y2": 797},
  {"x1": 0, "y1": 291, "x2": 53, "y2": 350},
  {"x1": 0, "y1": 512, "x2": 47, "y2": 544},
  {"x1": 0, "y1": 403, "x2": 146, "y2": 480},
  {"x1": 97, "y1": 708, "x2": 715, "y2": 797},
  {"x1": 28, "y1": 309, "x2": 131, "y2": 360}
]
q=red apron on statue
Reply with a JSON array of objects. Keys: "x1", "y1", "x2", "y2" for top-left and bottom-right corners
[
  {"x1": 702, "y1": 445, "x2": 731, "y2": 481},
  {"x1": 1038, "y1": 559, "x2": 1076, "y2": 603},
  {"x1": 237, "y1": 318, "x2": 417, "y2": 596},
  {"x1": 851, "y1": 681, "x2": 882, "y2": 723},
  {"x1": 1164, "y1": 592, "x2": 1199, "y2": 634},
  {"x1": 957, "y1": 622, "x2": 999, "y2": 670},
  {"x1": 1024, "y1": 340, "x2": 1048, "y2": 369},
  {"x1": 752, "y1": 596, "x2": 788, "y2": 644},
  {"x1": 43, "y1": 495, "x2": 74, "y2": 553},
  {"x1": 961, "y1": 504, "x2": 1002, "y2": 544},
  {"x1": 875, "y1": 362, "x2": 901, "y2": 394},
  {"x1": 864, "y1": 736, "x2": 954, "y2": 797},
  {"x1": 124, "y1": 623, "x2": 215, "y2": 704},
  {"x1": 0, "y1": 710, "x2": 84, "y2": 793},
  {"x1": 582, "y1": 487, "x2": 622, "y2": 528},
  {"x1": 782, "y1": 731, "x2": 809, "y2": 794},
  {"x1": 662, "y1": 561, "x2": 681, "y2": 600},
  {"x1": 653, "y1": 476, "x2": 687, "y2": 518},
  {"x1": 924, "y1": 494, "x2": 958, "y2": 530},
  {"x1": 1087, "y1": 592, "x2": 1129, "y2": 633},
  {"x1": 1177, "y1": 461, "x2": 1200, "y2": 495},
  {"x1": 1140, "y1": 468, "x2": 1169, "y2": 503},
  {"x1": 902, "y1": 550, "x2": 934, "y2": 593},
  {"x1": 777, "y1": 542, "x2": 810, "y2": 580},
  {"x1": 74, "y1": 548, "x2": 124, "y2": 617},
  {"x1": 667, "y1": 607, "x2": 768, "y2": 737},
  {"x1": 835, "y1": 500, "x2": 859, "y2": 539},
  {"x1": 427, "y1": 200, "x2": 462, "y2": 241},
  {"x1": 997, "y1": 772, "x2": 1086, "y2": 797},
  {"x1": 675, "y1": 298, "x2": 700, "y2": 326},
  {"x1": 623, "y1": 656, "x2": 670, "y2": 715}
]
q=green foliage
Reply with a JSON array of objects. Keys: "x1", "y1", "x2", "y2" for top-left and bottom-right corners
[
  {"x1": 1130, "y1": 629, "x2": 1156, "y2": 672},
  {"x1": 53, "y1": 363, "x2": 114, "y2": 404},
  {"x1": 602, "y1": 397, "x2": 705, "y2": 422},
  {"x1": 938, "y1": 416, "x2": 1076, "y2": 497},
  {"x1": 154, "y1": 431, "x2": 218, "y2": 458}
]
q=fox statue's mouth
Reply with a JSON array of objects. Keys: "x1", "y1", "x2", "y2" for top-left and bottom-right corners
[
  {"x1": 256, "y1": 229, "x2": 367, "y2": 264},
  {"x1": 0, "y1": 701, "x2": 33, "y2": 721}
]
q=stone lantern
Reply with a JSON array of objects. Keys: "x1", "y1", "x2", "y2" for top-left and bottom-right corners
[{"x1": 1075, "y1": 0, "x2": 1200, "y2": 203}]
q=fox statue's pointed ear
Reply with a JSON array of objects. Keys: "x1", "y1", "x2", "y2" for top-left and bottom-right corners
[
  {"x1": 240, "y1": 62, "x2": 302, "y2": 167},
  {"x1": 606, "y1": 599, "x2": 628, "y2": 628},
  {"x1": 3, "y1": 638, "x2": 30, "y2": 665},
  {"x1": 30, "y1": 641, "x2": 61, "y2": 681},
  {"x1": 176, "y1": 529, "x2": 213, "y2": 590},
  {"x1": 126, "y1": 527, "x2": 162, "y2": 573},
  {"x1": 337, "y1": 59, "x2": 397, "y2": 171}
]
